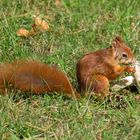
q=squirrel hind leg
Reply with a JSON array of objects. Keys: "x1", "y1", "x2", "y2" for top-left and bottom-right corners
[{"x1": 82, "y1": 75, "x2": 110, "y2": 98}]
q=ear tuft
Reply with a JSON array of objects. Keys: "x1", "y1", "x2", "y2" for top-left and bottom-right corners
[
  {"x1": 112, "y1": 36, "x2": 124, "y2": 48},
  {"x1": 114, "y1": 36, "x2": 123, "y2": 43}
]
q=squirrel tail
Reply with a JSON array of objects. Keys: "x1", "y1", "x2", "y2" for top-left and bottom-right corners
[{"x1": 0, "y1": 60, "x2": 81, "y2": 99}]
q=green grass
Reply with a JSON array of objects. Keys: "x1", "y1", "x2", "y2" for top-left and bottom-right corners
[{"x1": 0, "y1": 0, "x2": 140, "y2": 139}]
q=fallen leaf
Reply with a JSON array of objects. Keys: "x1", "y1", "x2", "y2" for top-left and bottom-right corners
[
  {"x1": 17, "y1": 16, "x2": 49, "y2": 38},
  {"x1": 17, "y1": 28, "x2": 29, "y2": 37},
  {"x1": 17, "y1": 26, "x2": 36, "y2": 37},
  {"x1": 34, "y1": 17, "x2": 49, "y2": 31}
]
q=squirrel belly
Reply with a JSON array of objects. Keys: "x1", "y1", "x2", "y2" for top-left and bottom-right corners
[
  {"x1": 0, "y1": 61, "x2": 80, "y2": 99},
  {"x1": 76, "y1": 36, "x2": 135, "y2": 98}
]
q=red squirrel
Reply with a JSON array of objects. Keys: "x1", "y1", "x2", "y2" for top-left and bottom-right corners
[
  {"x1": 0, "y1": 36, "x2": 135, "y2": 99},
  {"x1": 76, "y1": 36, "x2": 135, "y2": 98}
]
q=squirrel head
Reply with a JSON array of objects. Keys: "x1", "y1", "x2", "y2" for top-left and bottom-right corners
[{"x1": 112, "y1": 36, "x2": 135, "y2": 65}]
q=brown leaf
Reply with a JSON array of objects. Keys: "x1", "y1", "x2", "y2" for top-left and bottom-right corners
[
  {"x1": 17, "y1": 16, "x2": 49, "y2": 38},
  {"x1": 16, "y1": 28, "x2": 29, "y2": 37},
  {"x1": 34, "y1": 17, "x2": 49, "y2": 31},
  {"x1": 17, "y1": 26, "x2": 36, "y2": 37}
]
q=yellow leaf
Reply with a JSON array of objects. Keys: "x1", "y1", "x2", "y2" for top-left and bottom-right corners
[
  {"x1": 16, "y1": 28, "x2": 29, "y2": 37},
  {"x1": 34, "y1": 17, "x2": 49, "y2": 31}
]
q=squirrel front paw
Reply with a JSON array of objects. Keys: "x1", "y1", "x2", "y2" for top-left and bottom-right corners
[{"x1": 126, "y1": 66, "x2": 136, "y2": 73}]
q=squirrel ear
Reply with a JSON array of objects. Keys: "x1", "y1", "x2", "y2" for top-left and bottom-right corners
[
  {"x1": 112, "y1": 36, "x2": 123, "y2": 48},
  {"x1": 114, "y1": 36, "x2": 123, "y2": 43},
  {"x1": 112, "y1": 43, "x2": 117, "y2": 57}
]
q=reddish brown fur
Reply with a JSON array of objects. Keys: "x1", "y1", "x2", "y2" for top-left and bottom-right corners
[
  {"x1": 0, "y1": 61, "x2": 80, "y2": 99},
  {"x1": 0, "y1": 36, "x2": 135, "y2": 100},
  {"x1": 76, "y1": 36, "x2": 135, "y2": 98}
]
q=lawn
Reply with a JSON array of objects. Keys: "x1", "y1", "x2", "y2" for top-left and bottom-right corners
[{"x1": 0, "y1": 0, "x2": 140, "y2": 139}]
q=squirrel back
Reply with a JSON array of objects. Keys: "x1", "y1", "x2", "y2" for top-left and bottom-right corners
[{"x1": 0, "y1": 61, "x2": 80, "y2": 98}]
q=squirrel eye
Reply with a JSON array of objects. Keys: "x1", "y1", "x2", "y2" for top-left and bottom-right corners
[{"x1": 122, "y1": 53, "x2": 128, "y2": 58}]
